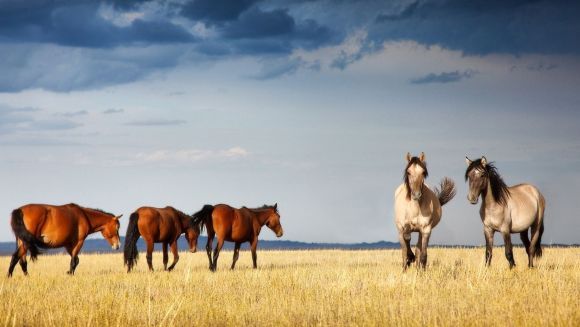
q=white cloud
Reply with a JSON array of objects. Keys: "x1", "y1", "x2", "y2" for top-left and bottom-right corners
[{"x1": 135, "y1": 147, "x2": 249, "y2": 164}]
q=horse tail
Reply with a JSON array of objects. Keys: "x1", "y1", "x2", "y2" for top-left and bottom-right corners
[
  {"x1": 192, "y1": 204, "x2": 214, "y2": 232},
  {"x1": 534, "y1": 194, "x2": 546, "y2": 258},
  {"x1": 10, "y1": 208, "x2": 47, "y2": 261},
  {"x1": 124, "y1": 212, "x2": 141, "y2": 272},
  {"x1": 436, "y1": 177, "x2": 456, "y2": 206}
]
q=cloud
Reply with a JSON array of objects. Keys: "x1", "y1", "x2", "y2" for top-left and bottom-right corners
[
  {"x1": 103, "y1": 108, "x2": 124, "y2": 114},
  {"x1": 251, "y1": 56, "x2": 308, "y2": 80},
  {"x1": 0, "y1": 104, "x2": 81, "y2": 133},
  {"x1": 410, "y1": 70, "x2": 478, "y2": 84},
  {"x1": 180, "y1": 0, "x2": 258, "y2": 24},
  {"x1": 370, "y1": 0, "x2": 580, "y2": 56},
  {"x1": 55, "y1": 110, "x2": 88, "y2": 117},
  {"x1": 135, "y1": 147, "x2": 249, "y2": 165},
  {"x1": 125, "y1": 119, "x2": 187, "y2": 126}
]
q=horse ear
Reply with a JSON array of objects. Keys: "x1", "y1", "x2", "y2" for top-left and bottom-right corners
[
  {"x1": 465, "y1": 156, "x2": 472, "y2": 166},
  {"x1": 115, "y1": 214, "x2": 123, "y2": 220},
  {"x1": 274, "y1": 203, "x2": 278, "y2": 210},
  {"x1": 405, "y1": 152, "x2": 411, "y2": 162},
  {"x1": 419, "y1": 152, "x2": 425, "y2": 162},
  {"x1": 481, "y1": 156, "x2": 487, "y2": 167}
]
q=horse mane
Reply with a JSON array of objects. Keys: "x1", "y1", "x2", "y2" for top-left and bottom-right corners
[
  {"x1": 404, "y1": 157, "x2": 428, "y2": 200},
  {"x1": 69, "y1": 203, "x2": 114, "y2": 216},
  {"x1": 465, "y1": 159, "x2": 511, "y2": 205}
]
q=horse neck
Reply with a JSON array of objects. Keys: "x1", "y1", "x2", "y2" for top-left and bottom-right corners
[
  {"x1": 176, "y1": 211, "x2": 190, "y2": 230},
  {"x1": 481, "y1": 180, "x2": 497, "y2": 208},
  {"x1": 252, "y1": 209, "x2": 271, "y2": 226},
  {"x1": 83, "y1": 209, "x2": 112, "y2": 233}
]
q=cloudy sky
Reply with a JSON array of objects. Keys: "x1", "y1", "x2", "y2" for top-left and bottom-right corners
[{"x1": 1, "y1": 0, "x2": 579, "y2": 245}]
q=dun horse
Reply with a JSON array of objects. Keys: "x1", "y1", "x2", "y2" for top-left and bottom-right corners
[
  {"x1": 7, "y1": 203, "x2": 122, "y2": 277},
  {"x1": 465, "y1": 156, "x2": 546, "y2": 268},
  {"x1": 192, "y1": 203, "x2": 283, "y2": 271},
  {"x1": 124, "y1": 206, "x2": 200, "y2": 272},
  {"x1": 394, "y1": 153, "x2": 456, "y2": 269}
]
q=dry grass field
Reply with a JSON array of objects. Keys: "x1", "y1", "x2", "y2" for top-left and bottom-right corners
[{"x1": 0, "y1": 247, "x2": 578, "y2": 326}]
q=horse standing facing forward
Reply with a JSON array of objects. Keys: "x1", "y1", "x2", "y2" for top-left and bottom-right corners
[
  {"x1": 465, "y1": 156, "x2": 545, "y2": 268},
  {"x1": 394, "y1": 153, "x2": 456, "y2": 270},
  {"x1": 192, "y1": 203, "x2": 283, "y2": 271},
  {"x1": 7, "y1": 203, "x2": 122, "y2": 277},
  {"x1": 124, "y1": 206, "x2": 201, "y2": 272}
]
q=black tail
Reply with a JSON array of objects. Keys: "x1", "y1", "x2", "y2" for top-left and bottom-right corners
[
  {"x1": 535, "y1": 221, "x2": 544, "y2": 258},
  {"x1": 124, "y1": 212, "x2": 141, "y2": 272},
  {"x1": 435, "y1": 177, "x2": 457, "y2": 206},
  {"x1": 10, "y1": 209, "x2": 47, "y2": 261},
  {"x1": 192, "y1": 204, "x2": 214, "y2": 232}
]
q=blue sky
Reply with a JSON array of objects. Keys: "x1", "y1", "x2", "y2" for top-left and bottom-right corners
[{"x1": 0, "y1": 0, "x2": 579, "y2": 245}]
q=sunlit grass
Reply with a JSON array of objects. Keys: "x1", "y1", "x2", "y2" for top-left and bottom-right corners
[{"x1": 1, "y1": 247, "x2": 578, "y2": 326}]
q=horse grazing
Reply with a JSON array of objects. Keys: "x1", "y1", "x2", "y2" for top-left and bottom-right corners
[
  {"x1": 465, "y1": 156, "x2": 546, "y2": 268},
  {"x1": 7, "y1": 203, "x2": 122, "y2": 277},
  {"x1": 192, "y1": 203, "x2": 283, "y2": 271},
  {"x1": 124, "y1": 206, "x2": 201, "y2": 272},
  {"x1": 394, "y1": 153, "x2": 456, "y2": 270}
]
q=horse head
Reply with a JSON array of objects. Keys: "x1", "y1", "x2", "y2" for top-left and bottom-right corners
[{"x1": 405, "y1": 152, "x2": 428, "y2": 201}]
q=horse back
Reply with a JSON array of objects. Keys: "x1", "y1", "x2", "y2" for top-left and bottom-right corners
[
  {"x1": 19, "y1": 204, "x2": 86, "y2": 247},
  {"x1": 134, "y1": 206, "x2": 181, "y2": 242},
  {"x1": 212, "y1": 204, "x2": 254, "y2": 242}
]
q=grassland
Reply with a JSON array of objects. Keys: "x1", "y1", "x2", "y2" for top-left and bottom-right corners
[{"x1": 0, "y1": 247, "x2": 578, "y2": 326}]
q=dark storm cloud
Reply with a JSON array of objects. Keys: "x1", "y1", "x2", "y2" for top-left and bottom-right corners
[
  {"x1": 0, "y1": 0, "x2": 578, "y2": 92},
  {"x1": 410, "y1": 70, "x2": 478, "y2": 84},
  {"x1": 0, "y1": 1, "x2": 195, "y2": 48},
  {"x1": 371, "y1": 0, "x2": 580, "y2": 56}
]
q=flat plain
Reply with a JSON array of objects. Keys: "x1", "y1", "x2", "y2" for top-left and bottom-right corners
[{"x1": 1, "y1": 247, "x2": 578, "y2": 326}]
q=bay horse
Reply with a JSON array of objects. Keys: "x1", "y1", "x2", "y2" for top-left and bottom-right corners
[
  {"x1": 394, "y1": 153, "x2": 456, "y2": 270},
  {"x1": 465, "y1": 156, "x2": 546, "y2": 268},
  {"x1": 7, "y1": 203, "x2": 122, "y2": 277},
  {"x1": 124, "y1": 206, "x2": 201, "y2": 272},
  {"x1": 192, "y1": 203, "x2": 283, "y2": 271}
]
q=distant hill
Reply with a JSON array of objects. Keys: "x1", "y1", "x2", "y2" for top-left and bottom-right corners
[
  {"x1": 0, "y1": 237, "x2": 576, "y2": 256},
  {"x1": 0, "y1": 237, "x2": 400, "y2": 256}
]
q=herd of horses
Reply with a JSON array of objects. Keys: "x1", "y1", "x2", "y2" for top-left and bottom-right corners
[{"x1": 6, "y1": 154, "x2": 545, "y2": 277}]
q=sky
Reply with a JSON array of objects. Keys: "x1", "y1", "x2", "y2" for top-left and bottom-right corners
[{"x1": 0, "y1": 0, "x2": 579, "y2": 245}]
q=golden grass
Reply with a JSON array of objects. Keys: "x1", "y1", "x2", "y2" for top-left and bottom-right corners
[{"x1": 1, "y1": 247, "x2": 579, "y2": 326}]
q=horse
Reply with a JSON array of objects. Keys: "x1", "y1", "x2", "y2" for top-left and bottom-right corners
[
  {"x1": 123, "y1": 206, "x2": 201, "y2": 272},
  {"x1": 192, "y1": 203, "x2": 283, "y2": 271},
  {"x1": 394, "y1": 153, "x2": 456, "y2": 270},
  {"x1": 465, "y1": 156, "x2": 546, "y2": 268},
  {"x1": 7, "y1": 203, "x2": 122, "y2": 277}
]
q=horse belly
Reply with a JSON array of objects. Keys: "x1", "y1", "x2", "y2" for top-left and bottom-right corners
[{"x1": 38, "y1": 215, "x2": 76, "y2": 248}]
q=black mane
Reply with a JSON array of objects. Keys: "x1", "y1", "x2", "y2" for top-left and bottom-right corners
[
  {"x1": 465, "y1": 159, "x2": 511, "y2": 205},
  {"x1": 404, "y1": 157, "x2": 428, "y2": 200},
  {"x1": 69, "y1": 203, "x2": 114, "y2": 216}
]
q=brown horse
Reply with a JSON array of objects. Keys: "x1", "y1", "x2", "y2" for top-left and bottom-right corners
[
  {"x1": 7, "y1": 203, "x2": 122, "y2": 277},
  {"x1": 124, "y1": 206, "x2": 201, "y2": 272},
  {"x1": 192, "y1": 203, "x2": 283, "y2": 271}
]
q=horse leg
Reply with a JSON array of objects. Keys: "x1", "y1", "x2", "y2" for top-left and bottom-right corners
[
  {"x1": 528, "y1": 223, "x2": 541, "y2": 268},
  {"x1": 502, "y1": 232, "x2": 515, "y2": 269},
  {"x1": 167, "y1": 241, "x2": 180, "y2": 271},
  {"x1": 484, "y1": 227, "x2": 494, "y2": 267},
  {"x1": 211, "y1": 238, "x2": 224, "y2": 272},
  {"x1": 231, "y1": 242, "x2": 241, "y2": 270},
  {"x1": 251, "y1": 238, "x2": 259, "y2": 269},
  {"x1": 520, "y1": 230, "x2": 532, "y2": 267},
  {"x1": 414, "y1": 234, "x2": 422, "y2": 268},
  {"x1": 206, "y1": 231, "x2": 215, "y2": 269},
  {"x1": 18, "y1": 243, "x2": 28, "y2": 276},
  {"x1": 419, "y1": 230, "x2": 431, "y2": 269},
  {"x1": 162, "y1": 243, "x2": 169, "y2": 271},
  {"x1": 398, "y1": 232, "x2": 412, "y2": 270},
  {"x1": 67, "y1": 240, "x2": 84, "y2": 275},
  {"x1": 146, "y1": 239, "x2": 154, "y2": 272}
]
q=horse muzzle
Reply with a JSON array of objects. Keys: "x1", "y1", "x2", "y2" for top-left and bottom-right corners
[
  {"x1": 411, "y1": 192, "x2": 422, "y2": 201},
  {"x1": 276, "y1": 229, "x2": 284, "y2": 238},
  {"x1": 467, "y1": 195, "x2": 478, "y2": 205},
  {"x1": 190, "y1": 248, "x2": 197, "y2": 253},
  {"x1": 112, "y1": 243, "x2": 120, "y2": 250}
]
